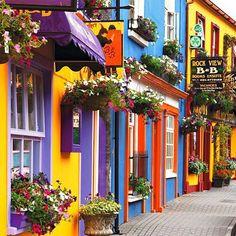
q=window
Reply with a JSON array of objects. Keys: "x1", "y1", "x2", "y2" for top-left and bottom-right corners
[
  {"x1": 129, "y1": 113, "x2": 147, "y2": 179},
  {"x1": 166, "y1": 115, "x2": 174, "y2": 171},
  {"x1": 129, "y1": 0, "x2": 144, "y2": 21},
  {"x1": 165, "y1": 0, "x2": 179, "y2": 40},
  {"x1": 211, "y1": 23, "x2": 219, "y2": 56},
  {"x1": 196, "y1": 13, "x2": 205, "y2": 48},
  {"x1": 10, "y1": 65, "x2": 45, "y2": 179}
]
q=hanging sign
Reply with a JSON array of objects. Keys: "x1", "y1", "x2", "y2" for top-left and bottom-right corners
[
  {"x1": 193, "y1": 24, "x2": 203, "y2": 33},
  {"x1": 5, "y1": 0, "x2": 77, "y2": 11},
  {"x1": 191, "y1": 57, "x2": 224, "y2": 91},
  {"x1": 190, "y1": 35, "x2": 202, "y2": 49}
]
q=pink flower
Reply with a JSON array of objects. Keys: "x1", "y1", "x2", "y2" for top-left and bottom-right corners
[
  {"x1": 14, "y1": 44, "x2": 21, "y2": 53},
  {"x1": 21, "y1": 22, "x2": 26, "y2": 28},
  {"x1": 42, "y1": 37, "x2": 47, "y2": 43},
  {"x1": 2, "y1": 9, "x2": 10, "y2": 15}
]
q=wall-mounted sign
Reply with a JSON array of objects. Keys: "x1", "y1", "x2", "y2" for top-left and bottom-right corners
[
  {"x1": 191, "y1": 57, "x2": 224, "y2": 91},
  {"x1": 86, "y1": 21, "x2": 124, "y2": 67},
  {"x1": 193, "y1": 24, "x2": 203, "y2": 33},
  {"x1": 5, "y1": 0, "x2": 77, "y2": 11},
  {"x1": 190, "y1": 35, "x2": 202, "y2": 49}
]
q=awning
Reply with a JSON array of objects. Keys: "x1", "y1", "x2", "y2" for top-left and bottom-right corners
[{"x1": 31, "y1": 11, "x2": 105, "y2": 71}]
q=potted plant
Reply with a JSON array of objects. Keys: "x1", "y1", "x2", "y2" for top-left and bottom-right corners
[
  {"x1": 141, "y1": 54, "x2": 183, "y2": 86},
  {"x1": 136, "y1": 16, "x2": 158, "y2": 42},
  {"x1": 163, "y1": 40, "x2": 182, "y2": 60},
  {"x1": 213, "y1": 160, "x2": 233, "y2": 187},
  {"x1": 0, "y1": 1, "x2": 47, "y2": 64},
  {"x1": 79, "y1": 193, "x2": 121, "y2": 236},
  {"x1": 11, "y1": 173, "x2": 76, "y2": 235},
  {"x1": 83, "y1": 0, "x2": 111, "y2": 20},
  {"x1": 124, "y1": 57, "x2": 147, "y2": 79},
  {"x1": 127, "y1": 88, "x2": 163, "y2": 122},
  {"x1": 188, "y1": 155, "x2": 208, "y2": 175},
  {"x1": 61, "y1": 75, "x2": 129, "y2": 112},
  {"x1": 129, "y1": 175, "x2": 152, "y2": 199},
  {"x1": 181, "y1": 113, "x2": 209, "y2": 134}
]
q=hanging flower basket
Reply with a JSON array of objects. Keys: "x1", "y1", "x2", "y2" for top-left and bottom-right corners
[{"x1": 0, "y1": 1, "x2": 47, "y2": 65}]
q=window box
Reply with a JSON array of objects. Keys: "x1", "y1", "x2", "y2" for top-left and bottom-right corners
[
  {"x1": 61, "y1": 105, "x2": 81, "y2": 152},
  {"x1": 10, "y1": 212, "x2": 30, "y2": 229}
]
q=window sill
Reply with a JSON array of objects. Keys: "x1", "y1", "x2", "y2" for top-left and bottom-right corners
[
  {"x1": 166, "y1": 171, "x2": 177, "y2": 179},
  {"x1": 162, "y1": 55, "x2": 178, "y2": 67},
  {"x1": 7, "y1": 226, "x2": 28, "y2": 235},
  {"x1": 128, "y1": 194, "x2": 143, "y2": 203},
  {"x1": 128, "y1": 29, "x2": 149, "y2": 48}
]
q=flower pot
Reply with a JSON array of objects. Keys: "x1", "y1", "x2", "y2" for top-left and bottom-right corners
[
  {"x1": 11, "y1": 212, "x2": 30, "y2": 228},
  {"x1": 224, "y1": 177, "x2": 231, "y2": 186},
  {"x1": 0, "y1": 47, "x2": 9, "y2": 64},
  {"x1": 81, "y1": 213, "x2": 118, "y2": 236},
  {"x1": 213, "y1": 177, "x2": 224, "y2": 188}
]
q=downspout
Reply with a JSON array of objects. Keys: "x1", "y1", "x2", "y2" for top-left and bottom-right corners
[
  {"x1": 184, "y1": 0, "x2": 194, "y2": 193},
  {"x1": 114, "y1": 1, "x2": 121, "y2": 234}
]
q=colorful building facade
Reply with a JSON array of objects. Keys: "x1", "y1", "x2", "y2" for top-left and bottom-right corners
[{"x1": 185, "y1": 0, "x2": 236, "y2": 193}]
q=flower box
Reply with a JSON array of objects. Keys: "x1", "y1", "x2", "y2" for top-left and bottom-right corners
[
  {"x1": 11, "y1": 212, "x2": 30, "y2": 229},
  {"x1": 224, "y1": 177, "x2": 231, "y2": 186}
]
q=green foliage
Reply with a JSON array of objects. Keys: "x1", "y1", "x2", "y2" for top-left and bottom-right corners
[
  {"x1": 188, "y1": 155, "x2": 208, "y2": 175},
  {"x1": 11, "y1": 173, "x2": 76, "y2": 235},
  {"x1": 79, "y1": 193, "x2": 121, "y2": 216},
  {"x1": 181, "y1": 113, "x2": 209, "y2": 134},
  {"x1": 129, "y1": 175, "x2": 152, "y2": 199},
  {"x1": 141, "y1": 54, "x2": 183, "y2": 85},
  {"x1": 137, "y1": 16, "x2": 158, "y2": 42},
  {"x1": 163, "y1": 40, "x2": 182, "y2": 59}
]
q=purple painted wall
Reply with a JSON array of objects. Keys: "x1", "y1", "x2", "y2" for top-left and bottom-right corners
[
  {"x1": 98, "y1": 116, "x2": 106, "y2": 196},
  {"x1": 6, "y1": 0, "x2": 72, "y2": 6},
  {"x1": 80, "y1": 111, "x2": 93, "y2": 236}
]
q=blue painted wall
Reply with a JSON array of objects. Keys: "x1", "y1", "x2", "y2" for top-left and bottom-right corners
[{"x1": 166, "y1": 178, "x2": 176, "y2": 202}]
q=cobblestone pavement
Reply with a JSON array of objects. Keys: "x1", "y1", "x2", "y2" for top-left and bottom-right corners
[{"x1": 116, "y1": 181, "x2": 236, "y2": 236}]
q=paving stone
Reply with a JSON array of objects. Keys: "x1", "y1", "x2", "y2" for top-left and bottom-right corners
[{"x1": 116, "y1": 181, "x2": 236, "y2": 236}]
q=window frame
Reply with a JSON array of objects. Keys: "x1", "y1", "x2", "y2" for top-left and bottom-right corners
[
  {"x1": 196, "y1": 12, "x2": 206, "y2": 49},
  {"x1": 166, "y1": 115, "x2": 175, "y2": 172},
  {"x1": 211, "y1": 23, "x2": 219, "y2": 57}
]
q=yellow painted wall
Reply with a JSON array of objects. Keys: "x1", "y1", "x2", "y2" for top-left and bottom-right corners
[
  {"x1": 187, "y1": 0, "x2": 236, "y2": 186},
  {"x1": 188, "y1": 174, "x2": 198, "y2": 186},
  {"x1": 231, "y1": 127, "x2": 236, "y2": 158},
  {"x1": 0, "y1": 63, "x2": 9, "y2": 236},
  {"x1": 18, "y1": 66, "x2": 84, "y2": 236},
  {"x1": 187, "y1": 0, "x2": 236, "y2": 85}
]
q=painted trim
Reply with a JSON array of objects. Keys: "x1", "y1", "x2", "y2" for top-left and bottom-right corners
[
  {"x1": 163, "y1": 111, "x2": 167, "y2": 206},
  {"x1": 210, "y1": 23, "x2": 220, "y2": 56},
  {"x1": 196, "y1": 11, "x2": 206, "y2": 49},
  {"x1": 124, "y1": 113, "x2": 129, "y2": 222},
  {"x1": 137, "y1": 72, "x2": 188, "y2": 100}
]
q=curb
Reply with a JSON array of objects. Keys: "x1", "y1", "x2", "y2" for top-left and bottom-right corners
[{"x1": 225, "y1": 217, "x2": 236, "y2": 236}]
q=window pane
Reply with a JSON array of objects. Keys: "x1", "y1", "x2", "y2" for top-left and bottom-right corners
[
  {"x1": 16, "y1": 67, "x2": 24, "y2": 129},
  {"x1": 166, "y1": 157, "x2": 173, "y2": 170},
  {"x1": 33, "y1": 141, "x2": 40, "y2": 174},
  {"x1": 12, "y1": 139, "x2": 21, "y2": 176},
  {"x1": 28, "y1": 73, "x2": 36, "y2": 131},
  {"x1": 23, "y1": 140, "x2": 31, "y2": 176},
  {"x1": 36, "y1": 75, "x2": 44, "y2": 132}
]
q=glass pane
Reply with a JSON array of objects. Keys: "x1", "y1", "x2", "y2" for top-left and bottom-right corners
[
  {"x1": 16, "y1": 67, "x2": 24, "y2": 129},
  {"x1": 12, "y1": 139, "x2": 21, "y2": 177},
  {"x1": 23, "y1": 140, "x2": 31, "y2": 176},
  {"x1": 33, "y1": 141, "x2": 40, "y2": 174},
  {"x1": 166, "y1": 157, "x2": 173, "y2": 170},
  {"x1": 36, "y1": 75, "x2": 44, "y2": 132},
  {"x1": 11, "y1": 68, "x2": 15, "y2": 128},
  {"x1": 73, "y1": 109, "x2": 80, "y2": 145},
  {"x1": 28, "y1": 73, "x2": 36, "y2": 130}
]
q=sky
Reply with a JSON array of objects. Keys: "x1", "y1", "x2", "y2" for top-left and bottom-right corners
[{"x1": 211, "y1": 0, "x2": 236, "y2": 20}]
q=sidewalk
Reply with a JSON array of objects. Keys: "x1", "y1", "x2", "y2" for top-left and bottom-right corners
[{"x1": 117, "y1": 181, "x2": 236, "y2": 236}]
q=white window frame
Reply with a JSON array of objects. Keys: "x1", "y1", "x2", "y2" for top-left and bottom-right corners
[
  {"x1": 166, "y1": 115, "x2": 175, "y2": 177},
  {"x1": 165, "y1": 0, "x2": 179, "y2": 41}
]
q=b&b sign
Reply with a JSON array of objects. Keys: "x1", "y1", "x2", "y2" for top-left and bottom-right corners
[{"x1": 191, "y1": 57, "x2": 224, "y2": 91}]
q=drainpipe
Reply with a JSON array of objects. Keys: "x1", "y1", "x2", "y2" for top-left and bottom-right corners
[
  {"x1": 184, "y1": 0, "x2": 194, "y2": 194},
  {"x1": 114, "y1": 2, "x2": 120, "y2": 235}
]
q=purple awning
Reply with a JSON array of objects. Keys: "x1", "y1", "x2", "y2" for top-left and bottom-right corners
[{"x1": 31, "y1": 11, "x2": 105, "y2": 66}]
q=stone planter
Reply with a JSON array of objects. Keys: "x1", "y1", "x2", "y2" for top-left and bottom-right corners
[
  {"x1": 11, "y1": 212, "x2": 30, "y2": 228},
  {"x1": 213, "y1": 177, "x2": 224, "y2": 188},
  {"x1": 81, "y1": 213, "x2": 118, "y2": 236}
]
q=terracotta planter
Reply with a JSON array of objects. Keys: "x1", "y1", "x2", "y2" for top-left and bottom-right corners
[
  {"x1": 81, "y1": 213, "x2": 118, "y2": 236},
  {"x1": 11, "y1": 212, "x2": 30, "y2": 228}
]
